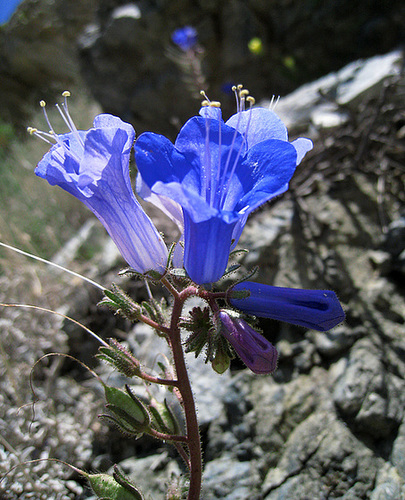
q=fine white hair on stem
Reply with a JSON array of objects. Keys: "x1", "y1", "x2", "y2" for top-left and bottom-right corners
[{"x1": 0, "y1": 241, "x2": 106, "y2": 291}]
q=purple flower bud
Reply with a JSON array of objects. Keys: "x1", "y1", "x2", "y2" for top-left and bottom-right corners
[
  {"x1": 217, "y1": 310, "x2": 278, "y2": 374},
  {"x1": 230, "y1": 282, "x2": 345, "y2": 331},
  {"x1": 171, "y1": 26, "x2": 198, "y2": 51}
]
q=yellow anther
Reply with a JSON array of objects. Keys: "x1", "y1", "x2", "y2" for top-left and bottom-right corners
[
  {"x1": 240, "y1": 89, "x2": 250, "y2": 98},
  {"x1": 231, "y1": 85, "x2": 237, "y2": 92},
  {"x1": 209, "y1": 100, "x2": 221, "y2": 108},
  {"x1": 27, "y1": 127, "x2": 37, "y2": 134},
  {"x1": 246, "y1": 96, "x2": 256, "y2": 105},
  {"x1": 40, "y1": 100, "x2": 46, "y2": 107},
  {"x1": 201, "y1": 100, "x2": 210, "y2": 107},
  {"x1": 62, "y1": 90, "x2": 71, "y2": 97},
  {"x1": 237, "y1": 84, "x2": 243, "y2": 90}
]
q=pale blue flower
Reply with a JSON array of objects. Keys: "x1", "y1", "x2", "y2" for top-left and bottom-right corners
[{"x1": 35, "y1": 112, "x2": 168, "y2": 274}]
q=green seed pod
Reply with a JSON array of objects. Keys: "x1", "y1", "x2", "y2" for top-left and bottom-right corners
[
  {"x1": 86, "y1": 472, "x2": 144, "y2": 500},
  {"x1": 149, "y1": 399, "x2": 181, "y2": 435},
  {"x1": 103, "y1": 385, "x2": 150, "y2": 430}
]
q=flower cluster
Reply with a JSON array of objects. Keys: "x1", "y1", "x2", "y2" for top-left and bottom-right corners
[{"x1": 32, "y1": 88, "x2": 344, "y2": 375}]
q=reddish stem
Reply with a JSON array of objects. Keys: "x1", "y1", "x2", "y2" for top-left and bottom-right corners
[{"x1": 165, "y1": 281, "x2": 202, "y2": 500}]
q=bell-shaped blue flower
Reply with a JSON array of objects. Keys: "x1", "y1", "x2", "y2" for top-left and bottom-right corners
[
  {"x1": 135, "y1": 93, "x2": 312, "y2": 284},
  {"x1": 217, "y1": 310, "x2": 278, "y2": 374},
  {"x1": 35, "y1": 113, "x2": 168, "y2": 274},
  {"x1": 229, "y1": 282, "x2": 345, "y2": 331}
]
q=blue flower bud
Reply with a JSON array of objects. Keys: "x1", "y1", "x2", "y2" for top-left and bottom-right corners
[{"x1": 230, "y1": 282, "x2": 345, "y2": 331}]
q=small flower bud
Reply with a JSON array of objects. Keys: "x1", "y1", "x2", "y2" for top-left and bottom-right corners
[
  {"x1": 97, "y1": 338, "x2": 141, "y2": 377},
  {"x1": 217, "y1": 310, "x2": 278, "y2": 374}
]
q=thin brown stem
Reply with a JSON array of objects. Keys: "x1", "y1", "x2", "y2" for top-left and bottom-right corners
[
  {"x1": 168, "y1": 287, "x2": 202, "y2": 500},
  {"x1": 138, "y1": 313, "x2": 171, "y2": 336},
  {"x1": 174, "y1": 442, "x2": 191, "y2": 471},
  {"x1": 148, "y1": 429, "x2": 188, "y2": 443},
  {"x1": 137, "y1": 370, "x2": 179, "y2": 387}
]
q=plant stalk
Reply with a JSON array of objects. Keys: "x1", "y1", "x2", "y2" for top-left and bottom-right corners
[{"x1": 168, "y1": 286, "x2": 202, "y2": 500}]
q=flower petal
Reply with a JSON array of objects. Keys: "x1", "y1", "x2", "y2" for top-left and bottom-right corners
[
  {"x1": 135, "y1": 132, "x2": 198, "y2": 190},
  {"x1": 183, "y1": 211, "x2": 237, "y2": 284},
  {"x1": 226, "y1": 108, "x2": 288, "y2": 148},
  {"x1": 233, "y1": 139, "x2": 297, "y2": 216},
  {"x1": 230, "y1": 282, "x2": 345, "y2": 331},
  {"x1": 291, "y1": 137, "x2": 313, "y2": 165}
]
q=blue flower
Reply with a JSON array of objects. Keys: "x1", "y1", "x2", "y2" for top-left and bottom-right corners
[
  {"x1": 134, "y1": 90, "x2": 313, "y2": 284},
  {"x1": 229, "y1": 282, "x2": 345, "y2": 331},
  {"x1": 34, "y1": 110, "x2": 168, "y2": 274},
  {"x1": 217, "y1": 310, "x2": 278, "y2": 374},
  {"x1": 171, "y1": 26, "x2": 198, "y2": 51}
]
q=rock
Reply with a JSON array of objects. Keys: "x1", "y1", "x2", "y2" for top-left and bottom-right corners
[
  {"x1": 383, "y1": 216, "x2": 405, "y2": 275},
  {"x1": 370, "y1": 463, "x2": 405, "y2": 500},
  {"x1": 262, "y1": 411, "x2": 380, "y2": 499},
  {"x1": 115, "y1": 453, "x2": 182, "y2": 498},
  {"x1": 264, "y1": 50, "x2": 403, "y2": 133},
  {"x1": 202, "y1": 453, "x2": 261, "y2": 500},
  {"x1": 333, "y1": 338, "x2": 404, "y2": 438},
  {"x1": 310, "y1": 325, "x2": 364, "y2": 358}
]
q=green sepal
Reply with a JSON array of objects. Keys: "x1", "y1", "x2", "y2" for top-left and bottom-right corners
[
  {"x1": 112, "y1": 466, "x2": 144, "y2": 499},
  {"x1": 165, "y1": 241, "x2": 177, "y2": 268},
  {"x1": 211, "y1": 335, "x2": 233, "y2": 374},
  {"x1": 99, "y1": 284, "x2": 141, "y2": 321},
  {"x1": 149, "y1": 399, "x2": 180, "y2": 436},
  {"x1": 227, "y1": 288, "x2": 251, "y2": 300},
  {"x1": 98, "y1": 413, "x2": 141, "y2": 438},
  {"x1": 229, "y1": 248, "x2": 249, "y2": 258},
  {"x1": 182, "y1": 307, "x2": 214, "y2": 358},
  {"x1": 103, "y1": 385, "x2": 150, "y2": 434},
  {"x1": 144, "y1": 269, "x2": 164, "y2": 281},
  {"x1": 85, "y1": 471, "x2": 144, "y2": 500},
  {"x1": 97, "y1": 339, "x2": 141, "y2": 378},
  {"x1": 220, "y1": 263, "x2": 241, "y2": 279}
]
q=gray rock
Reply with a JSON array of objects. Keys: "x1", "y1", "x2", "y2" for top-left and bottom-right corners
[
  {"x1": 333, "y1": 339, "x2": 403, "y2": 437},
  {"x1": 262, "y1": 411, "x2": 380, "y2": 499},
  {"x1": 202, "y1": 453, "x2": 261, "y2": 500},
  {"x1": 264, "y1": 50, "x2": 403, "y2": 133},
  {"x1": 115, "y1": 453, "x2": 182, "y2": 498}
]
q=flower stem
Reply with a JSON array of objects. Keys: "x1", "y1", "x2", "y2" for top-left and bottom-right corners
[{"x1": 167, "y1": 284, "x2": 202, "y2": 500}]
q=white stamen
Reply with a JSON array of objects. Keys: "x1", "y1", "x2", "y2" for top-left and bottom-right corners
[
  {"x1": 28, "y1": 92, "x2": 83, "y2": 164},
  {"x1": 269, "y1": 95, "x2": 280, "y2": 110},
  {"x1": 218, "y1": 90, "x2": 256, "y2": 208}
]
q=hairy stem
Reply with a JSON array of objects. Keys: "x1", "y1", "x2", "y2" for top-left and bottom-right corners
[{"x1": 168, "y1": 285, "x2": 202, "y2": 500}]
